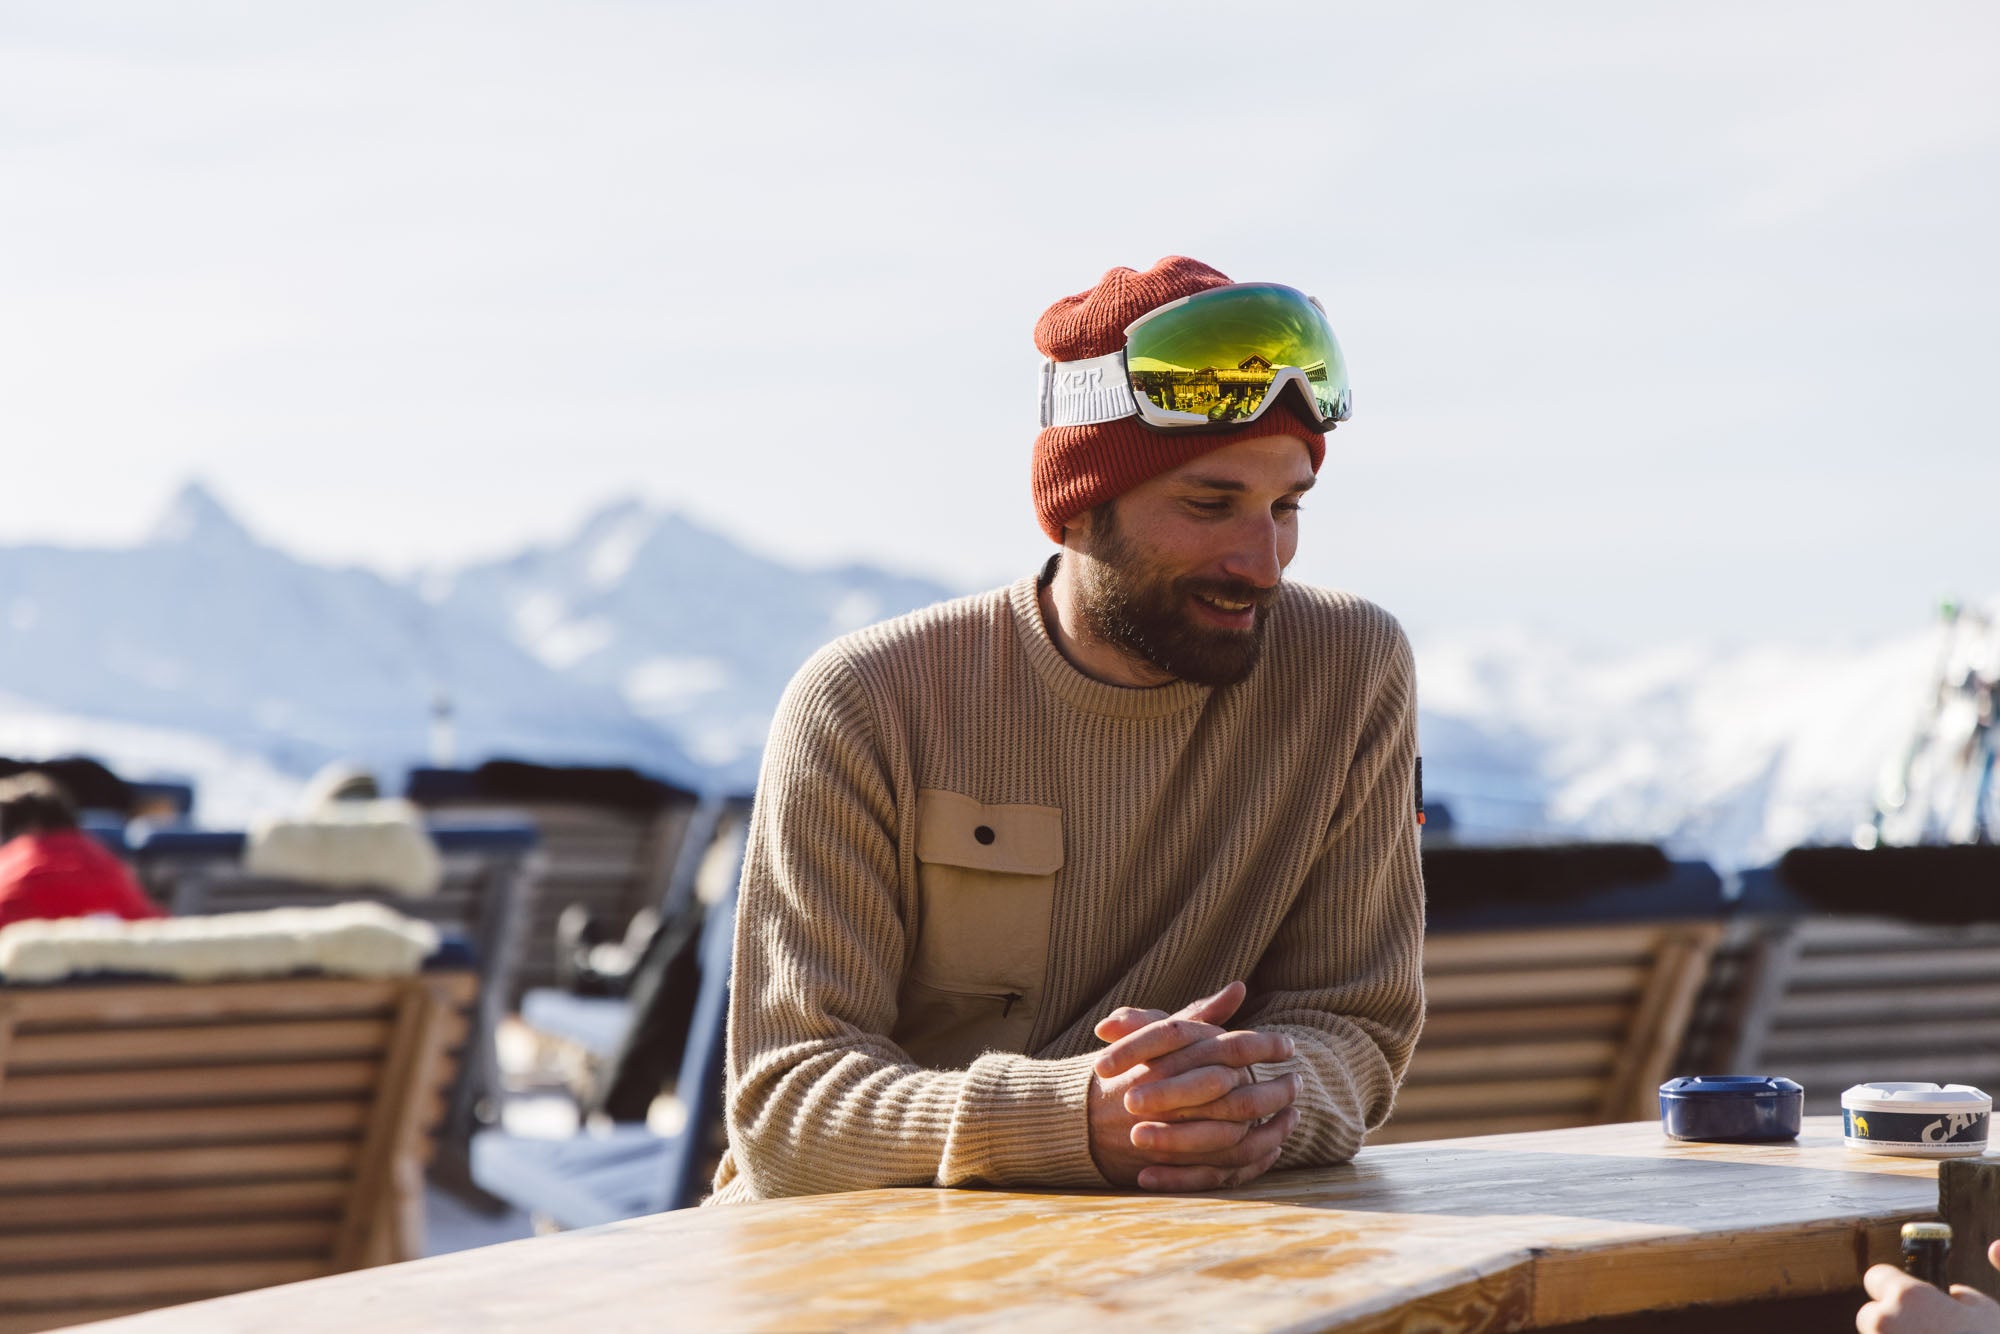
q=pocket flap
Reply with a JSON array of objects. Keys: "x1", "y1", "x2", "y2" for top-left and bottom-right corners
[{"x1": 915, "y1": 790, "x2": 1063, "y2": 876}]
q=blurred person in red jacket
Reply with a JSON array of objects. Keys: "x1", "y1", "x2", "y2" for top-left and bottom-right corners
[{"x1": 0, "y1": 772, "x2": 165, "y2": 930}]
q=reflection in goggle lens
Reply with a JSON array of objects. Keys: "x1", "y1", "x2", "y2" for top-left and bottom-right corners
[{"x1": 1124, "y1": 285, "x2": 1350, "y2": 426}]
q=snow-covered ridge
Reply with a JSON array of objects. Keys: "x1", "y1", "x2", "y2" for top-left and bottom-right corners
[
  {"x1": 1, "y1": 480, "x2": 1977, "y2": 867},
  {"x1": 1414, "y1": 628, "x2": 1946, "y2": 864},
  {"x1": 0, "y1": 482, "x2": 955, "y2": 812}
]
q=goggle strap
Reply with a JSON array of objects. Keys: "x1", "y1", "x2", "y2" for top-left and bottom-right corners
[{"x1": 1040, "y1": 352, "x2": 1137, "y2": 429}]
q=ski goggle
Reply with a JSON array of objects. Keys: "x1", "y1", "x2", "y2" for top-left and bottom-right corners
[{"x1": 1040, "y1": 282, "x2": 1351, "y2": 432}]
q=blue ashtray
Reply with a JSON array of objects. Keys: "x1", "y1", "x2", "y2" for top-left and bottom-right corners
[{"x1": 1659, "y1": 1076, "x2": 1803, "y2": 1142}]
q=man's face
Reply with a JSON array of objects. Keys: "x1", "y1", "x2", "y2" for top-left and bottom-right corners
[{"x1": 1070, "y1": 432, "x2": 1315, "y2": 687}]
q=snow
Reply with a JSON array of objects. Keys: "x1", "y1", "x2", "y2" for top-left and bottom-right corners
[
  {"x1": 0, "y1": 692, "x2": 304, "y2": 827},
  {"x1": 0, "y1": 484, "x2": 704, "y2": 811},
  {"x1": 1413, "y1": 624, "x2": 1945, "y2": 864},
  {"x1": 623, "y1": 657, "x2": 731, "y2": 716},
  {"x1": 436, "y1": 498, "x2": 957, "y2": 781},
  {"x1": 3, "y1": 481, "x2": 1986, "y2": 867}
]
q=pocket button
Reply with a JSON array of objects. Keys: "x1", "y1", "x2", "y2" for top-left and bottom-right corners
[{"x1": 973, "y1": 825, "x2": 996, "y2": 845}]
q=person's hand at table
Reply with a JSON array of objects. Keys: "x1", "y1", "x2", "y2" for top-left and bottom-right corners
[
  {"x1": 1087, "y1": 980, "x2": 1301, "y2": 1192},
  {"x1": 1859, "y1": 1240, "x2": 2000, "y2": 1333}
]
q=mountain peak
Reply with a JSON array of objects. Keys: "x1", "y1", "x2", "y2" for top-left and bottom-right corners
[{"x1": 147, "y1": 480, "x2": 258, "y2": 550}]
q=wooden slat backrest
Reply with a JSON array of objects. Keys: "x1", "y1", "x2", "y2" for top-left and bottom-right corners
[
  {"x1": 0, "y1": 971, "x2": 472, "y2": 1333},
  {"x1": 155, "y1": 849, "x2": 528, "y2": 1201},
  {"x1": 412, "y1": 797, "x2": 699, "y2": 1000},
  {"x1": 1729, "y1": 916, "x2": 2000, "y2": 1114},
  {"x1": 1374, "y1": 920, "x2": 1722, "y2": 1145},
  {"x1": 1665, "y1": 913, "x2": 1768, "y2": 1078}
]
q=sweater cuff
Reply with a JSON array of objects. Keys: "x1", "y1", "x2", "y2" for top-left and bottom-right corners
[
  {"x1": 937, "y1": 1050, "x2": 1105, "y2": 1190},
  {"x1": 1266, "y1": 1022, "x2": 1393, "y2": 1167}
]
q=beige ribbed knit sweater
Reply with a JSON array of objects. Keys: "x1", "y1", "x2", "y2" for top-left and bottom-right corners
[{"x1": 708, "y1": 569, "x2": 1424, "y2": 1203}]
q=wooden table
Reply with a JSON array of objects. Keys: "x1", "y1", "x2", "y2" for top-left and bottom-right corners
[{"x1": 78, "y1": 1117, "x2": 1949, "y2": 1333}]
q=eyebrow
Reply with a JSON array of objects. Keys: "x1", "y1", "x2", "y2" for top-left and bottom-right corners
[{"x1": 1179, "y1": 474, "x2": 1318, "y2": 495}]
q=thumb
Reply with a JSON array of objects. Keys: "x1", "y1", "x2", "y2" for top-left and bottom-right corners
[
  {"x1": 1180, "y1": 980, "x2": 1248, "y2": 1026},
  {"x1": 1988, "y1": 1239, "x2": 2000, "y2": 1274}
]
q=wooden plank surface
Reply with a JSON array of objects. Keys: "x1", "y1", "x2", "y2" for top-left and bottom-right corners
[
  {"x1": 1424, "y1": 925, "x2": 1663, "y2": 968},
  {"x1": 7, "y1": 1019, "x2": 394, "y2": 1069},
  {"x1": 0, "y1": 1059, "x2": 380, "y2": 1109},
  {"x1": 0, "y1": 1305, "x2": 156, "y2": 1334},
  {"x1": 1418, "y1": 1003, "x2": 1628, "y2": 1043},
  {"x1": 1425, "y1": 965, "x2": 1646, "y2": 1008},
  {"x1": 70, "y1": 1118, "x2": 1945, "y2": 1333},
  {"x1": 0, "y1": 1179, "x2": 348, "y2": 1230},
  {"x1": 0, "y1": 1258, "x2": 327, "y2": 1306},
  {"x1": 4, "y1": 979, "x2": 404, "y2": 1025},
  {"x1": 0, "y1": 1140, "x2": 357, "y2": 1190},
  {"x1": 0, "y1": 1099, "x2": 370, "y2": 1149},
  {"x1": 0, "y1": 1219, "x2": 335, "y2": 1266},
  {"x1": 1402, "y1": 1037, "x2": 1620, "y2": 1080}
]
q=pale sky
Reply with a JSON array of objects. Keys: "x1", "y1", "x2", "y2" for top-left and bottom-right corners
[{"x1": 4, "y1": 3, "x2": 1997, "y2": 649}]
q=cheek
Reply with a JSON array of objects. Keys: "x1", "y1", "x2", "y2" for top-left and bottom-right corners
[{"x1": 1278, "y1": 525, "x2": 1301, "y2": 568}]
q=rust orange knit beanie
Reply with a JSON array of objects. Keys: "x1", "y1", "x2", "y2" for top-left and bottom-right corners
[{"x1": 1031, "y1": 255, "x2": 1327, "y2": 543}]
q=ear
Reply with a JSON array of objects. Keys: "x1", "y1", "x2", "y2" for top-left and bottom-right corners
[{"x1": 1067, "y1": 501, "x2": 1110, "y2": 545}]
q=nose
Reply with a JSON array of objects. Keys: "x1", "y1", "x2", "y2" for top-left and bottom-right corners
[{"x1": 1219, "y1": 514, "x2": 1284, "y2": 590}]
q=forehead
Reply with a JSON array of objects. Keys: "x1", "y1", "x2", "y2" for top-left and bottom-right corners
[{"x1": 1150, "y1": 433, "x2": 1317, "y2": 492}]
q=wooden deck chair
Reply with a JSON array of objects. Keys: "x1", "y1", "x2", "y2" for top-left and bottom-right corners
[
  {"x1": 131, "y1": 824, "x2": 537, "y2": 1201},
  {"x1": 469, "y1": 837, "x2": 744, "y2": 1227},
  {"x1": 406, "y1": 772, "x2": 701, "y2": 1004},
  {"x1": 515, "y1": 796, "x2": 753, "y2": 1108},
  {"x1": 1717, "y1": 847, "x2": 2000, "y2": 1115},
  {"x1": 1375, "y1": 846, "x2": 1727, "y2": 1144},
  {"x1": 1376, "y1": 920, "x2": 1723, "y2": 1143},
  {"x1": 0, "y1": 970, "x2": 473, "y2": 1333}
]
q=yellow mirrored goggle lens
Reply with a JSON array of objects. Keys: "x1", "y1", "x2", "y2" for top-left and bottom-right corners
[{"x1": 1124, "y1": 284, "x2": 1350, "y2": 426}]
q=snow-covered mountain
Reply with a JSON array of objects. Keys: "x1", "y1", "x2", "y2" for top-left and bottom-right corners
[
  {"x1": 0, "y1": 483, "x2": 702, "y2": 818},
  {"x1": 1414, "y1": 627, "x2": 1944, "y2": 864},
  {"x1": 429, "y1": 499, "x2": 956, "y2": 783},
  {"x1": 0, "y1": 480, "x2": 1978, "y2": 866}
]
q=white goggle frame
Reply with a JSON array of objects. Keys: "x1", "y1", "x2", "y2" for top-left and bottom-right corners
[
  {"x1": 1037, "y1": 284, "x2": 1348, "y2": 430},
  {"x1": 1040, "y1": 353, "x2": 1343, "y2": 430}
]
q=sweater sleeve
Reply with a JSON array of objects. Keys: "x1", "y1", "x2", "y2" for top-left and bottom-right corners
[
  {"x1": 1244, "y1": 619, "x2": 1426, "y2": 1169},
  {"x1": 721, "y1": 648, "x2": 1103, "y2": 1200}
]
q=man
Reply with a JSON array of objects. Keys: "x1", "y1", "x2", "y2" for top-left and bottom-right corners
[
  {"x1": 709, "y1": 256, "x2": 1424, "y2": 1202},
  {"x1": 0, "y1": 772, "x2": 166, "y2": 929}
]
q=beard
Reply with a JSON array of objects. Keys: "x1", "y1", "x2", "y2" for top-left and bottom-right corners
[{"x1": 1074, "y1": 504, "x2": 1279, "y2": 688}]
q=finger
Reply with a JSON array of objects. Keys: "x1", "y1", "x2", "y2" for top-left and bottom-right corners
[
  {"x1": 1093, "y1": 1017, "x2": 1226, "y2": 1079},
  {"x1": 1854, "y1": 1300, "x2": 1884, "y2": 1334},
  {"x1": 1863, "y1": 1263, "x2": 1922, "y2": 1302},
  {"x1": 1093, "y1": 984, "x2": 1245, "y2": 1055},
  {"x1": 1214, "y1": 1104, "x2": 1299, "y2": 1168},
  {"x1": 1177, "y1": 980, "x2": 1247, "y2": 1027},
  {"x1": 1990, "y1": 1238, "x2": 2000, "y2": 1273},
  {"x1": 1223, "y1": 1142, "x2": 1286, "y2": 1189},
  {"x1": 1145, "y1": 1072, "x2": 1301, "y2": 1125},
  {"x1": 1130, "y1": 1116, "x2": 1251, "y2": 1157},
  {"x1": 1093, "y1": 1006, "x2": 1167, "y2": 1042},
  {"x1": 1125, "y1": 1065, "x2": 1248, "y2": 1118},
  {"x1": 1137, "y1": 1105, "x2": 1301, "y2": 1167},
  {"x1": 1950, "y1": 1284, "x2": 2000, "y2": 1310},
  {"x1": 1135, "y1": 1162, "x2": 1233, "y2": 1193},
  {"x1": 1132, "y1": 1030, "x2": 1297, "y2": 1083}
]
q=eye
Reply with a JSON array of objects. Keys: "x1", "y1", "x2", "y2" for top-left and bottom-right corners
[
  {"x1": 1184, "y1": 498, "x2": 1230, "y2": 515},
  {"x1": 1275, "y1": 500, "x2": 1305, "y2": 517}
]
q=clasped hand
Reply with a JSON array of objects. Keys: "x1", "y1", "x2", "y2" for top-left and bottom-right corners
[{"x1": 1087, "y1": 980, "x2": 1300, "y2": 1192}]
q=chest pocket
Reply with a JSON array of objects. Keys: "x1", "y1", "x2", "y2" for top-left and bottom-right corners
[{"x1": 895, "y1": 790, "x2": 1062, "y2": 1069}]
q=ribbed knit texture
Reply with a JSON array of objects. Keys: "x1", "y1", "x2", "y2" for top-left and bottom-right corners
[
  {"x1": 708, "y1": 573, "x2": 1424, "y2": 1203},
  {"x1": 1031, "y1": 256, "x2": 1328, "y2": 542}
]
